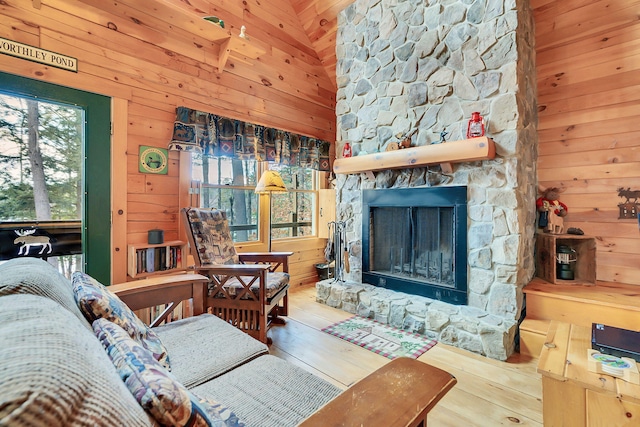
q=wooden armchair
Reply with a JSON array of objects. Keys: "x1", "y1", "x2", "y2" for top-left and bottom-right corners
[{"x1": 181, "y1": 207, "x2": 292, "y2": 344}]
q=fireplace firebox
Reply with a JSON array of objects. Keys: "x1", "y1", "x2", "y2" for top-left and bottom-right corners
[{"x1": 362, "y1": 186, "x2": 467, "y2": 305}]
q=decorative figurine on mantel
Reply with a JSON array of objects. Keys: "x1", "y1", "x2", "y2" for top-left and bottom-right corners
[
  {"x1": 386, "y1": 129, "x2": 415, "y2": 151},
  {"x1": 537, "y1": 186, "x2": 568, "y2": 234},
  {"x1": 432, "y1": 130, "x2": 448, "y2": 144},
  {"x1": 438, "y1": 130, "x2": 449, "y2": 144}
]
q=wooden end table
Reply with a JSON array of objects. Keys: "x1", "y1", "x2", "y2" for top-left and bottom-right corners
[{"x1": 537, "y1": 321, "x2": 640, "y2": 426}]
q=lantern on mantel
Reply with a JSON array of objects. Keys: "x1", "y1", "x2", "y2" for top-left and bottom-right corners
[
  {"x1": 342, "y1": 142, "x2": 352, "y2": 158},
  {"x1": 466, "y1": 112, "x2": 485, "y2": 138}
]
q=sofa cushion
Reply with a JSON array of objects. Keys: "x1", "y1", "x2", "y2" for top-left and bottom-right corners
[
  {"x1": 191, "y1": 355, "x2": 343, "y2": 427},
  {"x1": 93, "y1": 318, "x2": 243, "y2": 427},
  {"x1": 153, "y1": 314, "x2": 268, "y2": 388},
  {"x1": 0, "y1": 294, "x2": 154, "y2": 427},
  {"x1": 72, "y1": 271, "x2": 171, "y2": 370},
  {"x1": 0, "y1": 257, "x2": 91, "y2": 329}
]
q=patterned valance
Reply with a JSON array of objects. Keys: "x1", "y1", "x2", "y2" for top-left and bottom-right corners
[{"x1": 168, "y1": 106, "x2": 331, "y2": 171}]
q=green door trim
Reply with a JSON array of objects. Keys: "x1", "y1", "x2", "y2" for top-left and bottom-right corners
[{"x1": 0, "y1": 71, "x2": 111, "y2": 283}]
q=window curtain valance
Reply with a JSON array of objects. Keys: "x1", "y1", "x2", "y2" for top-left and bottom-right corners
[{"x1": 168, "y1": 106, "x2": 331, "y2": 171}]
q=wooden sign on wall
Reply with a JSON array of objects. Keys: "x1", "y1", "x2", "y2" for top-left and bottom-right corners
[
  {"x1": 618, "y1": 187, "x2": 640, "y2": 219},
  {"x1": 0, "y1": 37, "x2": 77, "y2": 72}
]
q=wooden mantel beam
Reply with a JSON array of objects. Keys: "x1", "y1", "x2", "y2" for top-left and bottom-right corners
[{"x1": 333, "y1": 137, "x2": 496, "y2": 175}]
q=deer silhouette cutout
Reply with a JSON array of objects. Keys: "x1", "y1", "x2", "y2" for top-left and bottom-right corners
[
  {"x1": 14, "y1": 229, "x2": 52, "y2": 255},
  {"x1": 618, "y1": 187, "x2": 640, "y2": 204}
]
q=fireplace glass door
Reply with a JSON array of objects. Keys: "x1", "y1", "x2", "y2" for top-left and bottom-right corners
[
  {"x1": 371, "y1": 207, "x2": 455, "y2": 288},
  {"x1": 362, "y1": 186, "x2": 467, "y2": 304}
]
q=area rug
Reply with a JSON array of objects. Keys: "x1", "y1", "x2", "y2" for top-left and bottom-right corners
[{"x1": 321, "y1": 316, "x2": 437, "y2": 359}]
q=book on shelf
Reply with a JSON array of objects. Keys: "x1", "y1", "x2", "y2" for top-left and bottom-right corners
[
  {"x1": 146, "y1": 249, "x2": 155, "y2": 273},
  {"x1": 131, "y1": 242, "x2": 184, "y2": 276}
]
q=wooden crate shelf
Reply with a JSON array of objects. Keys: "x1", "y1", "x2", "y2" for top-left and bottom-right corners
[
  {"x1": 535, "y1": 233, "x2": 596, "y2": 285},
  {"x1": 128, "y1": 240, "x2": 187, "y2": 278}
]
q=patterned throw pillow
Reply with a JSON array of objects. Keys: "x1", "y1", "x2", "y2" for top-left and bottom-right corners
[
  {"x1": 93, "y1": 319, "x2": 244, "y2": 427},
  {"x1": 72, "y1": 271, "x2": 170, "y2": 370}
]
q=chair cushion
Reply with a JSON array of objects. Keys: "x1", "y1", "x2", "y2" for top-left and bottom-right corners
[
  {"x1": 153, "y1": 314, "x2": 268, "y2": 388},
  {"x1": 191, "y1": 355, "x2": 342, "y2": 427},
  {"x1": 72, "y1": 271, "x2": 171, "y2": 370},
  {"x1": 94, "y1": 318, "x2": 244, "y2": 427},
  {"x1": 184, "y1": 208, "x2": 239, "y2": 265},
  {"x1": 0, "y1": 294, "x2": 153, "y2": 427},
  {"x1": 210, "y1": 272, "x2": 289, "y2": 300},
  {"x1": 0, "y1": 257, "x2": 91, "y2": 329}
]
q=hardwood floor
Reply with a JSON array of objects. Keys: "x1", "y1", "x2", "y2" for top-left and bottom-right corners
[{"x1": 269, "y1": 284, "x2": 543, "y2": 427}]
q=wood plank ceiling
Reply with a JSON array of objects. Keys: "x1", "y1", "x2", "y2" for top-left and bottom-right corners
[
  {"x1": 290, "y1": 0, "x2": 355, "y2": 85},
  {"x1": 148, "y1": 0, "x2": 352, "y2": 87}
]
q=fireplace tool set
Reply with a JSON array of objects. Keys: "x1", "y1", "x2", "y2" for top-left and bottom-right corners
[{"x1": 325, "y1": 221, "x2": 348, "y2": 282}]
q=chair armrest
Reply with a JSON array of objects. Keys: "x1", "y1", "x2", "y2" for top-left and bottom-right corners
[
  {"x1": 239, "y1": 251, "x2": 294, "y2": 257},
  {"x1": 110, "y1": 273, "x2": 209, "y2": 314},
  {"x1": 298, "y1": 358, "x2": 456, "y2": 427},
  {"x1": 195, "y1": 264, "x2": 271, "y2": 275},
  {"x1": 238, "y1": 252, "x2": 293, "y2": 273},
  {"x1": 238, "y1": 252, "x2": 293, "y2": 262}
]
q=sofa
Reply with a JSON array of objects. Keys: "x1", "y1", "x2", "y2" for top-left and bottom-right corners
[{"x1": 0, "y1": 257, "x2": 455, "y2": 427}]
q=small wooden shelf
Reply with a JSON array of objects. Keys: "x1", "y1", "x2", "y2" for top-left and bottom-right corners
[
  {"x1": 205, "y1": 22, "x2": 265, "y2": 73},
  {"x1": 128, "y1": 240, "x2": 187, "y2": 278},
  {"x1": 333, "y1": 137, "x2": 496, "y2": 175},
  {"x1": 535, "y1": 233, "x2": 596, "y2": 285}
]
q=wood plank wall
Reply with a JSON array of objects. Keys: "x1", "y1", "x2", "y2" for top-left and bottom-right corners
[
  {"x1": 0, "y1": 0, "x2": 334, "y2": 285},
  {"x1": 533, "y1": 0, "x2": 640, "y2": 285}
]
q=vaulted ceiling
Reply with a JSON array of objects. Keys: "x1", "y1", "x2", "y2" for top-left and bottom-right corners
[
  {"x1": 129, "y1": 0, "x2": 353, "y2": 87},
  {"x1": 289, "y1": 0, "x2": 354, "y2": 85}
]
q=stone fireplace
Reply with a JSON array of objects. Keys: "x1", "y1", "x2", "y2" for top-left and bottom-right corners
[{"x1": 316, "y1": 0, "x2": 538, "y2": 360}]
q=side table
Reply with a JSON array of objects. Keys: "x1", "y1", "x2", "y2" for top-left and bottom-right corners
[{"x1": 537, "y1": 321, "x2": 640, "y2": 426}]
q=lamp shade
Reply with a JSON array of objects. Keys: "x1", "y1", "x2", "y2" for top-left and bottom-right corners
[{"x1": 255, "y1": 170, "x2": 287, "y2": 194}]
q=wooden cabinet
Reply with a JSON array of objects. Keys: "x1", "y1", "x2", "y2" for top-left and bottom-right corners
[
  {"x1": 128, "y1": 241, "x2": 187, "y2": 278},
  {"x1": 536, "y1": 233, "x2": 596, "y2": 285},
  {"x1": 538, "y1": 322, "x2": 640, "y2": 426},
  {"x1": 318, "y1": 189, "x2": 336, "y2": 239}
]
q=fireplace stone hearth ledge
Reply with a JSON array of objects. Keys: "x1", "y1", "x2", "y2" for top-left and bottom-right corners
[{"x1": 316, "y1": 279, "x2": 515, "y2": 361}]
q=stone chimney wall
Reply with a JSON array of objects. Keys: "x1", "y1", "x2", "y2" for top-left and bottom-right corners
[{"x1": 329, "y1": 0, "x2": 538, "y2": 359}]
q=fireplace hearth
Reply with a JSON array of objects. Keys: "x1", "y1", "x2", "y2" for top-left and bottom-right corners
[{"x1": 362, "y1": 187, "x2": 467, "y2": 304}]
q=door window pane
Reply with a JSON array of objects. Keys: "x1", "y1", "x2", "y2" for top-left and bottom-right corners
[{"x1": 0, "y1": 94, "x2": 83, "y2": 276}]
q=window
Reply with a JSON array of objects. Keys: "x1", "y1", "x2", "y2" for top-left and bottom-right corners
[
  {"x1": 192, "y1": 156, "x2": 318, "y2": 244},
  {"x1": 268, "y1": 164, "x2": 316, "y2": 239},
  {"x1": 192, "y1": 155, "x2": 259, "y2": 242}
]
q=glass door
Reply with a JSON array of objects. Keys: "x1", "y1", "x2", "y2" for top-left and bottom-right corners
[{"x1": 0, "y1": 72, "x2": 110, "y2": 283}]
